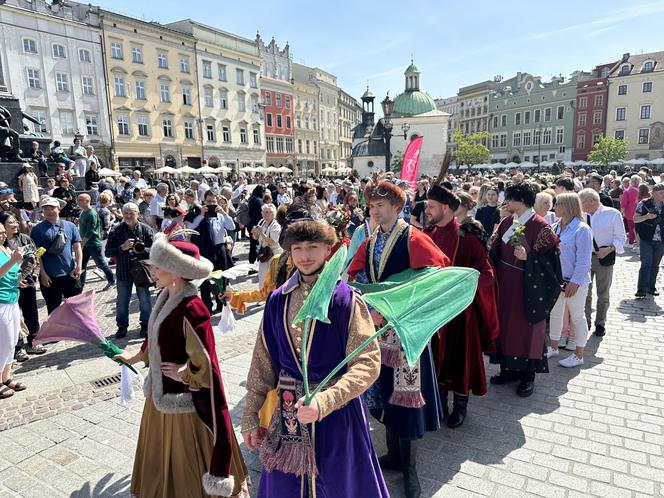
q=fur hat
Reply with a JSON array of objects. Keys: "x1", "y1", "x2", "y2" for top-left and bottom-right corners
[
  {"x1": 148, "y1": 232, "x2": 213, "y2": 280},
  {"x1": 427, "y1": 185, "x2": 460, "y2": 211},
  {"x1": 282, "y1": 220, "x2": 337, "y2": 250}
]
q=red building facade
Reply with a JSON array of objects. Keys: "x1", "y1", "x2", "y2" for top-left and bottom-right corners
[{"x1": 573, "y1": 62, "x2": 617, "y2": 161}]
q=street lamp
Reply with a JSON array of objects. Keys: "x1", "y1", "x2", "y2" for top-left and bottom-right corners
[{"x1": 381, "y1": 94, "x2": 412, "y2": 172}]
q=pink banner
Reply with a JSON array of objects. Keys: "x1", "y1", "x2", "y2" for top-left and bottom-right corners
[{"x1": 400, "y1": 136, "x2": 423, "y2": 188}]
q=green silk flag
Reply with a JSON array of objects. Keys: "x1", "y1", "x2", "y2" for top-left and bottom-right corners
[{"x1": 353, "y1": 267, "x2": 479, "y2": 368}]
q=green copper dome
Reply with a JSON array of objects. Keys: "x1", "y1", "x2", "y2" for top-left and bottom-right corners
[
  {"x1": 361, "y1": 87, "x2": 375, "y2": 99},
  {"x1": 393, "y1": 90, "x2": 436, "y2": 117},
  {"x1": 405, "y1": 63, "x2": 420, "y2": 74}
]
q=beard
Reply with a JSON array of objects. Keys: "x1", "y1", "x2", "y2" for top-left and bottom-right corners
[{"x1": 298, "y1": 262, "x2": 325, "y2": 277}]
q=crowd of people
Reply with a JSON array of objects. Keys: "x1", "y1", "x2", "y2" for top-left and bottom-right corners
[{"x1": 0, "y1": 141, "x2": 663, "y2": 497}]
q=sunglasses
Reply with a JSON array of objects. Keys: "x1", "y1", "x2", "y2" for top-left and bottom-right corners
[{"x1": 370, "y1": 185, "x2": 392, "y2": 197}]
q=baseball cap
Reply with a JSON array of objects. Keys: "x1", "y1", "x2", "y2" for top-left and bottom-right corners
[{"x1": 39, "y1": 197, "x2": 66, "y2": 208}]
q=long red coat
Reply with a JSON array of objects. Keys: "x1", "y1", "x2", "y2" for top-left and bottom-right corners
[{"x1": 426, "y1": 219, "x2": 500, "y2": 395}]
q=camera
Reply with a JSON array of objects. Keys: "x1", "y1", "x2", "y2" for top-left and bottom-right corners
[
  {"x1": 204, "y1": 207, "x2": 218, "y2": 218},
  {"x1": 133, "y1": 240, "x2": 145, "y2": 253},
  {"x1": 163, "y1": 207, "x2": 180, "y2": 219}
]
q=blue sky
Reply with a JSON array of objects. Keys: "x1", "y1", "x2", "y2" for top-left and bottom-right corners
[{"x1": 101, "y1": 0, "x2": 664, "y2": 107}]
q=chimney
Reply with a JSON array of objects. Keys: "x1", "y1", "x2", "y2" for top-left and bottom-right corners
[{"x1": 622, "y1": 53, "x2": 630, "y2": 62}]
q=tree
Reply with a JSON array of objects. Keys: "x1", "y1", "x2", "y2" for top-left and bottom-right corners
[
  {"x1": 391, "y1": 150, "x2": 404, "y2": 175},
  {"x1": 453, "y1": 129, "x2": 491, "y2": 168},
  {"x1": 588, "y1": 136, "x2": 628, "y2": 168}
]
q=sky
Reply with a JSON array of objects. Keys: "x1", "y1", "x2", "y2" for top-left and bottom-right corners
[{"x1": 99, "y1": 0, "x2": 664, "y2": 109}]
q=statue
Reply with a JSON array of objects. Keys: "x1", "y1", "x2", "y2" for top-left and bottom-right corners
[{"x1": 0, "y1": 105, "x2": 25, "y2": 161}]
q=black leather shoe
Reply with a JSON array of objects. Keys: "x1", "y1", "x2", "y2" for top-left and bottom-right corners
[
  {"x1": 635, "y1": 290, "x2": 646, "y2": 298},
  {"x1": 594, "y1": 324, "x2": 606, "y2": 337},
  {"x1": 447, "y1": 393, "x2": 468, "y2": 428},
  {"x1": 517, "y1": 380, "x2": 535, "y2": 397},
  {"x1": 115, "y1": 327, "x2": 128, "y2": 339},
  {"x1": 648, "y1": 289, "x2": 660, "y2": 296},
  {"x1": 490, "y1": 371, "x2": 520, "y2": 385},
  {"x1": 378, "y1": 431, "x2": 401, "y2": 471}
]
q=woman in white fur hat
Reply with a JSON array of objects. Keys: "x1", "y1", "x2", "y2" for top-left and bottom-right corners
[{"x1": 115, "y1": 232, "x2": 249, "y2": 498}]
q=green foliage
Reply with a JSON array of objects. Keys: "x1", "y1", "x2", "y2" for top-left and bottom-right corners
[
  {"x1": 391, "y1": 150, "x2": 404, "y2": 174},
  {"x1": 453, "y1": 129, "x2": 491, "y2": 167},
  {"x1": 588, "y1": 136, "x2": 628, "y2": 167}
]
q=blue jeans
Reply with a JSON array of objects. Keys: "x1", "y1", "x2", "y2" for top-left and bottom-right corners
[
  {"x1": 81, "y1": 245, "x2": 115, "y2": 287},
  {"x1": 116, "y1": 279, "x2": 152, "y2": 329},
  {"x1": 637, "y1": 239, "x2": 664, "y2": 293}
]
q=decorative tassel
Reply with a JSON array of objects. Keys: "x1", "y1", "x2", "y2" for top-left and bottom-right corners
[
  {"x1": 379, "y1": 344, "x2": 401, "y2": 368},
  {"x1": 389, "y1": 391, "x2": 426, "y2": 408},
  {"x1": 259, "y1": 439, "x2": 318, "y2": 478}
]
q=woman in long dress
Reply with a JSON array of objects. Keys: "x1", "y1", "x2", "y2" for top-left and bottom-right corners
[
  {"x1": 115, "y1": 233, "x2": 249, "y2": 498},
  {"x1": 18, "y1": 164, "x2": 39, "y2": 207}
]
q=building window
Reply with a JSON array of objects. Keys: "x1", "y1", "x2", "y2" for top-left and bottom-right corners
[
  {"x1": 512, "y1": 131, "x2": 521, "y2": 147},
  {"x1": 306, "y1": 140, "x2": 311, "y2": 153},
  {"x1": 578, "y1": 112, "x2": 586, "y2": 127},
  {"x1": 222, "y1": 126, "x2": 230, "y2": 143},
  {"x1": 643, "y1": 82, "x2": 653, "y2": 93},
  {"x1": 501, "y1": 114, "x2": 507, "y2": 127},
  {"x1": 555, "y1": 127, "x2": 564, "y2": 144},
  {"x1": 82, "y1": 76, "x2": 94, "y2": 95},
  {"x1": 266, "y1": 113, "x2": 272, "y2": 127},
  {"x1": 253, "y1": 128, "x2": 260, "y2": 144},
  {"x1": 181, "y1": 87, "x2": 191, "y2": 106},
  {"x1": 499, "y1": 133, "x2": 507, "y2": 147},
  {"x1": 523, "y1": 131, "x2": 531, "y2": 146},
  {"x1": 184, "y1": 121, "x2": 194, "y2": 139},
  {"x1": 534, "y1": 129, "x2": 541, "y2": 145},
  {"x1": 132, "y1": 46, "x2": 143, "y2": 64},
  {"x1": 135, "y1": 80, "x2": 146, "y2": 100},
  {"x1": 557, "y1": 106, "x2": 565, "y2": 120},
  {"x1": 643, "y1": 61, "x2": 654, "y2": 72},
  {"x1": 296, "y1": 115, "x2": 302, "y2": 128},
  {"x1": 160, "y1": 84, "x2": 170, "y2": 103},
  {"x1": 285, "y1": 96, "x2": 291, "y2": 109},
  {"x1": 117, "y1": 114, "x2": 129, "y2": 136},
  {"x1": 298, "y1": 139, "x2": 303, "y2": 153},
  {"x1": 137, "y1": 115, "x2": 149, "y2": 136},
  {"x1": 111, "y1": 41, "x2": 123, "y2": 59},
  {"x1": 31, "y1": 110, "x2": 47, "y2": 133},
  {"x1": 620, "y1": 64, "x2": 631, "y2": 75},
  {"x1": 55, "y1": 73, "x2": 69, "y2": 92},
  {"x1": 593, "y1": 111, "x2": 602, "y2": 125},
  {"x1": 638, "y1": 128, "x2": 649, "y2": 144},
  {"x1": 304, "y1": 116, "x2": 310, "y2": 129},
  {"x1": 313, "y1": 141, "x2": 317, "y2": 155},
  {"x1": 592, "y1": 132, "x2": 601, "y2": 145},
  {"x1": 594, "y1": 95, "x2": 603, "y2": 107},
  {"x1": 23, "y1": 38, "x2": 37, "y2": 54},
  {"x1": 236, "y1": 69, "x2": 244, "y2": 85},
  {"x1": 276, "y1": 93, "x2": 282, "y2": 108},
  {"x1": 544, "y1": 108, "x2": 552, "y2": 122},
  {"x1": 616, "y1": 107, "x2": 626, "y2": 121},
  {"x1": 218, "y1": 64, "x2": 227, "y2": 81},
  {"x1": 276, "y1": 137, "x2": 284, "y2": 153},
  {"x1": 640, "y1": 105, "x2": 651, "y2": 119},
  {"x1": 163, "y1": 119, "x2": 173, "y2": 138},
  {"x1": 52, "y1": 43, "x2": 67, "y2": 58},
  {"x1": 206, "y1": 123, "x2": 215, "y2": 141},
  {"x1": 543, "y1": 128, "x2": 552, "y2": 145},
  {"x1": 263, "y1": 91, "x2": 272, "y2": 105},
  {"x1": 250, "y1": 72, "x2": 257, "y2": 88},
  {"x1": 114, "y1": 76, "x2": 125, "y2": 97},
  {"x1": 285, "y1": 137, "x2": 293, "y2": 153},
  {"x1": 276, "y1": 115, "x2": 282, "y2": 128},
  {"x1": 579, "y1": 97, "x2": 588, "y2": 109},
  {"x1": 576, "y1": 133, "x2": 585, "y2": 150},
  {"x1": 79, "y1": 48, "x2": 91, "y2": 63},
  {"x1": 84, "y1": 114, "x2": 98, "y2": 136},
  {"x1": 266, "y1": 136, "x2": 275, "y2": 153},
  {"x1": 614, "y1": 130, "x2": 625, "y2": 140},
  {"x1": 180, "y1": 57, "x2": 189, "y2": 73},
  {"x1": 26, "y1": 69, "x2": 41, "y2": 89},
  {"x1": 220, "y1": 90, "x2": 228, "y2": 109},
  {"x1": 492, "y1": 115, "x2": 498, "y2": 128},
  {"x1": 524, "y1": 111, "x2": 530, "y2": 124},
  {"x1": 59, "y1": 110, "x2": 75, "y2": 135},
  {"x1": 237, "y1": 93, "x2": 246, "y2": 112},
  {"x1": 157, "y1": 52, "x2": 168, "y2": 69},
  {"x1": 204, "y1": 88, "x2": 213, "y2": 107},
  {"x1": 203, "y1": 61, "x2": 212, "y2": 79},
  {"x1": 240, "y1": 128, "x2": 248, "y2": 144},
  {"x1": 618, "y1": 85, "x2": 627, "y2": 95},
  {"x1": 251, "y1": 94, "x2": 259, "y2": 113},
  {"x1": 286, "y1": 116, "x2": 291, "y2": 129}
]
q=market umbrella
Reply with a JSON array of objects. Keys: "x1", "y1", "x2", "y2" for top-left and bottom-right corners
[
  {"x1": 216, "y1": 166, "x2": 233, "y2": 173},
  {"x1": 520, "y1": 161, "x2": 537, "y2": 168},
  {"x1": 649, "y1": 158, "x2": 664, "y2": 165},
  {"x1": 504, "y1": 162, "x2": 519, "y2": 168},
  {"x1": 178, "y1": 166, "x2": 197, "y2": 174},
  {"x1": 626, "y1": 158, "x2": 648, "y2": 166},
  {"x1": 278, "y1": 166, "x2": 293, "y2": 173},
  {"x1": 266, "y1": 166, "x2": 280, "y2": 173},
  {"x1": 98, "y1": 167, "x2": 121, "y2": 177},
  {"x1": 239, "y1": 166, "x2": 256, "y2": 173},
  {"x1": 198, "y1": 165, "x2": 217, "y2": 174},
  {"x1": 154, "y1": 166, "x2": 178, "y2": 174}
]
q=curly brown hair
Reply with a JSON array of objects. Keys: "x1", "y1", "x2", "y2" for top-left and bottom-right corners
[{"x1": 282, "y1": 221, "x2": 337, "y2": 249}]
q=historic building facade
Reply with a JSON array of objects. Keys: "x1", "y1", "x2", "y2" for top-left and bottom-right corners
[
  {"x1": 99, "y1": 10, "x2": 201, "y2": 170},
  {"x1": 606, "y1": 51, "x2": 664, "y2": 160},
  {"x1": 488, "y1": 72, "x2": 579, "y2": 163},
  {"x1": 435, "y1": 95, "x2": 460, "y2": 147},
  {"x1": 572, "y1": 62, "x2": 616, "y2": 161},
  {"x1": 457, "y1": 80, "x2": 493, "y2": 146},
  {"x1": 293, "y1": 79, "x2": 319, "y2": 177},
  {"x1": 0, "y1": 0, "x2": 111, "y2": 162},
  {"x1": 256, "y1": 35, "x2": 294, "y2": 170},
  {"x1": 338, "y1": 89, "x2": 362, "y2": 170},
  {"x1": 167, "y1": 20, "x2": 264, "y2": 171}
]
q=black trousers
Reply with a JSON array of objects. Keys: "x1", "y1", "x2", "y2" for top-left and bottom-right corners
[
  {"x1": 15, "y1": 285, "x2": 40, "y2": 352},
  {"x1": 248, "y1": 229, "x2": 259, "y2": 264},
  {"x1": 41, "y1": 275, "x2": 82, "y2": 315}
]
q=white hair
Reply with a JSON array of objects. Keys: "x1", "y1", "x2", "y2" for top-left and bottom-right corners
[
  {"x1": 262, "y1": 203, "x2": 277, "y2": 214},
  {"x1": 578, "y1": 188, "x2": 600, "y2": 203}
]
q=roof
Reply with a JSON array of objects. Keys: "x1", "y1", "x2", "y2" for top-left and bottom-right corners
[
  {"x1": 611, "y1": 51, "x2": 664, "y2": 76},
  {"x1": 393, "y1": 90, "x2": 437, "y2": 117},
  {"x1": 361, "y1": 87, "x2": 375, "y2": 99},
  {"x1": 405, "y1": 63, "x2": 420, "y2": 75}
]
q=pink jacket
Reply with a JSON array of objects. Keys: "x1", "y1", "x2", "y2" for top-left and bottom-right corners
[{"x1": 620, "y1": 186, "x2": 639, "y2": 220}]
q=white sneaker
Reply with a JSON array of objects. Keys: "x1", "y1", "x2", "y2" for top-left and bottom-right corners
[
  {"x1": 558, "y1": 336, "x2": 568, "y2": 348},
  {"x1": 546, "y1": 346, "x2": 559, "y2": 359},
  {"x1": 565, "y1": 339, "x2": 576, "y2": 351},
  {"x1": 559, "y1": 354, "x2": 584, "y2": 368}
]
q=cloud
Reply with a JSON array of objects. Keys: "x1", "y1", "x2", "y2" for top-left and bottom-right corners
[
  {"x1": 326, "y1": 36, "x2": 409, "y2": 70},
  {"x1": 587, "y1": 26, "x2": 616, "y2": 38},
  {"x1": 530, "y1": 2, "x2": 664, "y2": 40},
  {"x1": 356, "y1": 65, "x2": 404, "y2": 85}
]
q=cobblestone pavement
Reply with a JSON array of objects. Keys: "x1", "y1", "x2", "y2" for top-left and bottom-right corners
[{"x1": 0, "y1": 244, "x2": 663, "y2": 497}]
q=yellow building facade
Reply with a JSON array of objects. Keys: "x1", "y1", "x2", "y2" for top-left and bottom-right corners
[
  {"x1": 99, "y1": 11, "x2": 202, "y2": 170},
  {"x1": 293, "y1": 80, "x2": 319, "y2": 177}
]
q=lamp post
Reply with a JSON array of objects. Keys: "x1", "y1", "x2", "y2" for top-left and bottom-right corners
[{"x1": 381, "y1": 93, "x2": 412, "y2": 172}]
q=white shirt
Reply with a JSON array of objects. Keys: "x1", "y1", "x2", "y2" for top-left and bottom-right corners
[
  {"x1": 277, "y1": 192, "x2": 291, "y2": 206},
  {"x1": 150, "y1": 193, "x2": 164, "y2": 217},
  {"x1": 586, "y1": 204, "x2": 626, "y2": 254},
  {"x1": 131, "y1": 178, "x2": 147, "y2": 189},
  {"x1": 198, "y1": 182, "x2": 210, "y2": 202},
  {"x1": 502, "y1": 208, "x2": 535, "y2": 244}
]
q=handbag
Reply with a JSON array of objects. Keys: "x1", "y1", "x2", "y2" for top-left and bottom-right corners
[
  {"x1": 586, "y1": 215, "x2": 616, "y2": 267},
  {"x1": 129, "y1": 257, "x2": 155, "y2": 287},
  {"x1": 257, "y1": 220, "x2": 276, "y2": 263},
  {"x1": 46, "y1": 222, "x2": 67, "y2": 256}
]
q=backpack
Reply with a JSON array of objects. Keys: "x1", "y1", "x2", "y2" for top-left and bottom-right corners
[{"x1": 236, "y1": 202, "x2": 251, "y2": 226}]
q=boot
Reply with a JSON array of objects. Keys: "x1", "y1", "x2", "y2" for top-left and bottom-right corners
[
  {"x1": 399, "y1": 438, "x2": 421, "y2": 498},
  {"x1": 440, "y1": 388, "x2": 449, "y2": 422},
  {"x1": 447, "y1": 393, "x2": 468, "y2": 428},
  {"x1": 378, "y1": 430, "x2": 401, "y2": 471}
]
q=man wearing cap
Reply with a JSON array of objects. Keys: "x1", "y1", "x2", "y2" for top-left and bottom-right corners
[
  {"x1": 425, "y1": 185, "x2": 499, "y2": 428},
  {"x1": 105, "y1": 203, "x2": 154, "y2": 338},
  {"x1": 587, "y1": 173, "x2": 614, "y2": 208},
  {"x1": 76, "y1": 194, "x2": 115, "y2": 291},
  {"x1": 30, "y1": 197, "x2": 83, "y2": 313}
]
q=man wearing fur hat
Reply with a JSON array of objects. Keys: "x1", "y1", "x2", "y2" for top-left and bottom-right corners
[
  {"x1": 347, "y1": 180, "x2": 450, "y2": 498},
  {"x1": 115, "y1": 232, "x2": 249, "y2": 498},
  {"x1": 424, "y1": 185, "x2": 499, "y2": 429},
  {"x1": 242, "y1": 220, "x2": 388, "y2": 498}
]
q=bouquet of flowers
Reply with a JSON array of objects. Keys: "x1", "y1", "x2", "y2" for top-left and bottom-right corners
[
  {"x1": 324, "y1": 207, "x2": 351, "y2": 233},
  {"x1": 508, "y1": 222, "x2": 526, "y2": 248}
]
